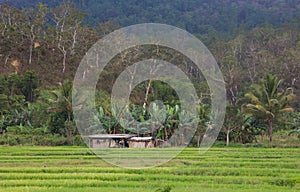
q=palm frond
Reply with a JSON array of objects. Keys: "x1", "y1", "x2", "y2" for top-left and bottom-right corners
[
  {"x1": 278, "y1": 107, "x2": 294, "y2": 114},
  {"x1": 245, "y1": 93, "x2": 260, "y2": 104}
]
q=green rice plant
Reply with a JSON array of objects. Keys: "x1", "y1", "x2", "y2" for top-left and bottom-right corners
[{"x1": 0, "y1": 147, "x2": 299, "y2": 192}]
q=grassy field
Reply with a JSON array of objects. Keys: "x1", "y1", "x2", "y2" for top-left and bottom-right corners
[{"x1": 0, "y1": 146, "x2": 299, "y2": 192}]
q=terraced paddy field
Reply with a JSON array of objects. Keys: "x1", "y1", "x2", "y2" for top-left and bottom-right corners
[{"x1": 0, "y1": 146, "x2": 299, "y2": 192}]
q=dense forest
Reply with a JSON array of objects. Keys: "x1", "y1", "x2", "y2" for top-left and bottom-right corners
[
  {"x1": 0, "y1": 1, "x2": 299, "y2": 147},
  {"x1": 4, "y1": 0, "x2": 300, "y2": 41}
]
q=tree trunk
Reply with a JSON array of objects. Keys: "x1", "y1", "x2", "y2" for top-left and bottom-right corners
[
  {"x1": 164, "y1": 127, "x2": 168, "y2": 141},
  {"x1": 29, "y1": 43, "x2": 33, "y2": 65},
  {"x1": 29, "y1": 25, "x2": 35, "y2": 65},
  {"x1": 62, "y1": 51, "x2": 66, "y2": 73},
  {"x1": 144, "y1": 80, "x2": 151, "y2": 104},
  {"x1": 197, "y1": 135, "x2": 201, "y2": 147},
  {"x1": 268, "y1": 119, "x2": 273, "y2": 142},
  {"x1": 226, "y1": 129, "x2": 230, "y2": 146},
  {"x1": 67, "y1": 111, "x2": 71, "y2": 122}
]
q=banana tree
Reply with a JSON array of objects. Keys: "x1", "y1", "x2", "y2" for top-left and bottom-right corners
[
  {"x1": 195, "y1": 104, "x2": 209, "y2": 147},
  {"x1": 158, "y1": 105, "x2": 179, "y2": 141},
  {"x1": 234, "y1": 115, "x2": 267, "y2": 144},
  {"x1": 0, "y1": 115, "x2": 12, "y2": 134},
  {"x1": 175, "y1": 109, "x2": 199, "y2": 146},
  {"x1": 289, "y1": 129, "x2": 300, "y2": 138},
  {"x1": 94, "y1": 106, "x2": 120, "y2": 134}
]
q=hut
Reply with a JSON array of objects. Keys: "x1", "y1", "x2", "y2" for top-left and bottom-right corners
[
  {"x1": 88, "y1": 134, "x2": 136, "y2": 148},
  {"x1": 127, "y1": 137, "x2": 155, "y2": 148}
]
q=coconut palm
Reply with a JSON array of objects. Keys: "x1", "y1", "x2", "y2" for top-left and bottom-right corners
[
  {"x1": 47, "y1": 80, "x2": 73, "y2": 122},
  {"x1": 242, "y1": 73, "x2": 295, "y2": 142}
]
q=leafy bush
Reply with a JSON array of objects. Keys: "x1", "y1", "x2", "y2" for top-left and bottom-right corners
[
  {"x1": 155, "y1": 185, "x2": 173, "y2": 192},
  {"x1": 0, "y1": 126, "x2": 84, "y2": 146}
]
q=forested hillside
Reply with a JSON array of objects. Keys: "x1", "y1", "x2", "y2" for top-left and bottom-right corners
[
  {"x1": 3, "y1": 0, "x2": 300, "y2": 41},
  {"x1": 0, "y1": 1, "x2": 299, "y2": 146}
]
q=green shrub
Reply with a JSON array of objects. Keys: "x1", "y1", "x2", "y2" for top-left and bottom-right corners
[
  {"x1": 269, "y1": 178, "x2": 297, "y2": 187},
  {"x1": 155, "y1": 185, "x2": 173, "y2": 192},
  {"x1": 73, "y1": 135, "x2": 86, "y2": 146}
]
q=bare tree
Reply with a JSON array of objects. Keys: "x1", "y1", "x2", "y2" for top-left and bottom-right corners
[
  {"x1": 52, "y1": 2, "x2": 85, "y2": 73},
  {"x1": 26, "y1": 3, "x2": 48, "y2": 65}
]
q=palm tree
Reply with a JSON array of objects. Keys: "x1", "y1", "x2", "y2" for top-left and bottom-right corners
[
  {"x1": 47, "y1": 80, "x2": 73, "y2": 122},
  {"x1": 242, "y1": 73, "x2": 295, "y2": 142},
  {"x1": 47, "y1": 80, "x2": 75, "y2": 139}
]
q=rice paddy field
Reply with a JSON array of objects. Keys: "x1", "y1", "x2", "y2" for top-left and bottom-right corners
[{"x1": 0, "y1": 146, "x2": 299, "y2": 192}]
